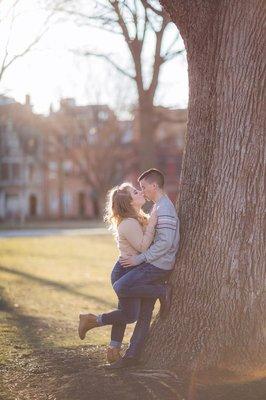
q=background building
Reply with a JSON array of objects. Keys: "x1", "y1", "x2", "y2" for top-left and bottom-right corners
[
  {"x1": 0, "y1": 96, "x2": 187, "y2": 221},
  {"x1": 0, "y1": 95, "x2": 45, "y2": 221}
]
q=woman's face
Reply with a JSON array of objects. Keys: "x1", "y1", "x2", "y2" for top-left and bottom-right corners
[{"x1": 129, "y1": 186, "x2": 145, "y2": 208}]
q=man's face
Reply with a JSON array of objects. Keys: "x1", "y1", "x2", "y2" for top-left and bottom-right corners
[{"x1": 139, "y1": 178, "x2": 157, "y2": 201}]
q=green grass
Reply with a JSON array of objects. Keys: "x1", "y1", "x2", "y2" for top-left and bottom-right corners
[{"x1": 0, "y1": 235, "x2": 137, "y2": 364}]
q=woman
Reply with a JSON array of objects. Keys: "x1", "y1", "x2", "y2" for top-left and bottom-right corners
[{"x1": 78, "y1": 182, "x2": 157, "y2": 363}]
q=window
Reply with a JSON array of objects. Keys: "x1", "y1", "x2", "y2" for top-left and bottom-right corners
[
  {"x1": 176, "y1": 134, "x2": 185, "y2": 149},
  {"x1": 63, "y1": 192, "x2": 72, "y2": 214},
  {"x1": 63, "y1": 160, "x2": 73, "y2": 174},
  {"x1": 87, "y1": 127, "x2": 97, "y2": 144},
  {"x1": 49, "y1": 192, "x2": 58, "y2": 213},
  {"x1": 98, "y1": 111, "x2": 109, "y2": 121},
  {"x1": 76, "y1": 134, "x2": 85, "y2": 146},
  {"x1": 49, "y1": 161, "x2": 57, "y2": 171},
  {"x1": 1, "y1": 163, "x2": 9, "y2": 180},
  {"x1": 27, "y1": 138, "x2": 36, "y2": 151},
  {"x1": 28, "y1": 164, "x2": 34, "y2": 180},
  {"x1": 62, "y1": 135, "x2": 71, "y2": 149},
  {"x1": 6, "y1": 194, "x2": 19, "y2": 214},
  {"x1": 6, "y1": 133, "x2": 19, "y2": 151},
  {"x1": 47, "y1": 135, "x2": 57, "y2": 152},
  {"x1": 49, "y1": 161, "x2": 57, "y2": 179},
  {"x1": 12, "y1": 163, "x2": 20, "y2": 179},
  {"x1": 0, "y1": 126, "x2": 4, "y2": 151},
  {"x1": 121, "y1": 129, "x2": 133, "y2": 143}
]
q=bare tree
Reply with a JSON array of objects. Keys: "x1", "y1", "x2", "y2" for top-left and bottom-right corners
[
  {"x1": 142, "y1": 0, "x2": 265, "y2": 379},
  {"x1": 51, "y1": 0, "x2": 185, "y2": 169},
  {"x1": 0, "y1": 0, "x2": 53, "y2": 84},
  {"x1": 47, "y1": 100, "x2": 134, "y2": 217}
]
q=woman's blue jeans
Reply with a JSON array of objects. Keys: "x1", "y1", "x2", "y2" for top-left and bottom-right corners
[
  {"x1": 101, "y1": 261, "x2": 170, "y2": 356},
  {"x1": 101, "y1": 261, "x2": 140, "y2": 348}
]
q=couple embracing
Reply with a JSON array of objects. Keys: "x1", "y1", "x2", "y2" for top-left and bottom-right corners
[{"x1": 78, "y1": 168, "x2": 180, "y2": 369}]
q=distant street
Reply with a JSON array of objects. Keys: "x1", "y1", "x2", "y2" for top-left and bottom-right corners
[{"x1": 0, "y1": 227, "x2": 109, "y2": 238}]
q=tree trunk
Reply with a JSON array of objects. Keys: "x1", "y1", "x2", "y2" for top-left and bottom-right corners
[
  {"x1": 144, "y1": 0, "x2": 265, "y2": 373},
  {"x1": 138, "y1": 97, "x2": 158, "y2": 170}
]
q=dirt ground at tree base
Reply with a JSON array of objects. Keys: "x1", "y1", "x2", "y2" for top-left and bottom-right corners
[{"x1": 1, "y1": 345, "x2": 266, "y2": 400}]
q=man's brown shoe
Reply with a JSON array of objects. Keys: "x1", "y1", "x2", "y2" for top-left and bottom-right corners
[
  {"x1": 78, "y1": 313, "x2": 99, "y2": 340},
  {"x1": 159, "y1": 284, "x2": 172, "y2": 318},
  {"x1": 106, "y1": 356, "x2": 140, "y2": 370},
  {"x1": 106, "y1": 347, "x2": 122, "y2": 364}
]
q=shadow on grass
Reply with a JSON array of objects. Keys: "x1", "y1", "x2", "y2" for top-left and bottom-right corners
[
  {"x1": 0, "y1": 248, "x2": 96, "y2": 262},
  {"x1": 1, "y1": 276, "x2": 266, "y2": 400},
  {"x1": 0, "y1": 264, "x2": 114, "y2": 309},
  {"x1": 0, "y1": 286, "x2": 265, "y2": 400},
  {"x1": 0, "y1": 287, "x2": 48, "y2": 350},
  {"x1": 0, "y1": 286, "x2": 184, "y2": 400}
]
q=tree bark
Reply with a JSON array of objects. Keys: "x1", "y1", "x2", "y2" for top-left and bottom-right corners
[
  {"x1": 139, "y1": 96, "x2": 158, "y2": 170},
  {"x1": 144, "y1": 0, "x2": 265, "y2": 373}
]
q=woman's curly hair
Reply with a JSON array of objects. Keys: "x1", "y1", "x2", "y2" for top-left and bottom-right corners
[{"x1": 104, "y1": 182, "x2": 148, "y2": 234}]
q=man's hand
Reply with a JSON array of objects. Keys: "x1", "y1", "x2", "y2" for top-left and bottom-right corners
[{"x1": 120, "y1": 256, "x2": 138, "y2": 268}]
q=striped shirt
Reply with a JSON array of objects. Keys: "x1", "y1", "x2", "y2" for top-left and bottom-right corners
[{"x1": 135, "y1": 194, "x2": 180, "y2": 270}]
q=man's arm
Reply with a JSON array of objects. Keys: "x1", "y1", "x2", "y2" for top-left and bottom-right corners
[
  {"x1": 134, "y1": 214, "x2": 179, "y2": 264},
  {"x1": 120, "y1": 214, "x2": 179, "y2": 267}
]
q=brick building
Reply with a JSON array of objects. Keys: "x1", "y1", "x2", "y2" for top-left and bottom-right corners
[
  {"x1": 0, "y1": 96, "x2": 186, "y2": 221},
  {"x1": 0, "y1": 95, "x2": 45, "y2": 221}
]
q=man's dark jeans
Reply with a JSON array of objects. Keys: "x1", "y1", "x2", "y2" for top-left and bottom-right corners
[
  {"x1": 101, "y1": 261, "x2": 170, "y2": 358},
  {"x1": 113, "y1": 263, "x2": 170, "y2": 300}
]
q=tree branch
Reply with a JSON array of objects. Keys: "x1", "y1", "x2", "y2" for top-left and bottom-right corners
[
  {"x1": 109, "y1": 0, "x2": 132, "y2": 44},
  {"x1": 140, "y1": 5, "x2": 149, "y2": 51},
  {"x1": 75, "y1": 50, "x2": 136, "y2": 80},
  {"x1": 107, "y1": 1, "x2": 146, "y2": 94},
  {"x1": 162, "y1": 49, "x2": 184, "y2": 62},
  {"x1": 142, "y1": 0, "x2": 164, "y2": 17},
  {"x1": 0, "y1": 11, "x2": 53, "y2": 82},
  {"x1": 75, "y1": 19, "x2": 122, "y2": 35},
  {"x1": 163, "y1": 32, "x2": 180, "y2": 54},
  {"x1": 147, "y1": 15, "x2": 168, "y2": 99},
  {"x1": 54, "y1": 7, "x2": 118, "y2": 25}
]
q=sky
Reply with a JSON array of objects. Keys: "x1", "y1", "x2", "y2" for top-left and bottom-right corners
[{"x1": 0, "y1": 0, "x2": 189, "y2": 117}]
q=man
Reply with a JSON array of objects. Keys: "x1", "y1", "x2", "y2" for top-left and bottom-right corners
[{"x1": 109, "y1": 168, "x2": 180, "y2": 369}]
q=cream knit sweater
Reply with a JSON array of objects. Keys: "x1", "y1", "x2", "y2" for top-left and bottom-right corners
[{"x1": 116, "y1": 217, "x2": 155, "y2": 258}]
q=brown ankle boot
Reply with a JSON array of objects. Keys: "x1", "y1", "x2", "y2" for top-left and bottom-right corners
[
  {"x1": 78, "y1": 313, "x2": 99, "y2": 340},
  {"x1": 107, "y1": 347, "x2": 122, "y2": 364}
]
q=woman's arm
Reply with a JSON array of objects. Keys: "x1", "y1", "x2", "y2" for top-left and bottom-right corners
[
  {"x1": 119, "y1": 217, "x2": 156, "y2": 253},
  {"x1": 134, "y1": 208, "x2": 179, "y2": 266}
]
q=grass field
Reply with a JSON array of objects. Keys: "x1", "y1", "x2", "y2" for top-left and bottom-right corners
[
  {"x1": 1, "y1": 234, "x2": 265, "y2": 400},
  {"x1": 0, "y1": 234, "x2": 137, "y2": 364}
]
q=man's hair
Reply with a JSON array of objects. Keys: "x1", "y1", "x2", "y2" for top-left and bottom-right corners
[{"x1": 138, "y1": 168, "x2": 165, "y2": 189}]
